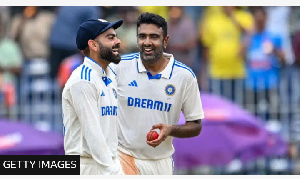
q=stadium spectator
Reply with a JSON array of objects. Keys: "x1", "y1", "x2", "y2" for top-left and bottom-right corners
[
  {"x1": 200, "y1": 6, "x2": 253, "y2": 102},
  {"x1": 9, "y1": 6, "x2": 55, "y2": 61},
  {"x1": 288, "y1": 7, "x2": 300, "y2": 111},
  {"x1": 166, "y1": 6, "x2": 198, "y2": 70},
  {"x1": 48, "y1": 6, "x2": 100, "y2": 80},
  {"x1": 293, "y1": 29, "x2": 300, "y2": 67},
  {"x1": 290, "y1": 6, "x2": 300, "y2": 67},
  {"x1": 245, "y1": 7, "x2": 285, "y2": 118},
  {"x1": 266, "y1": 6, "x2": 294, "y2": 65},
  {"x1": 0, "y1": 14, "x2": 23, "y2": 118},
  {"x1": 114, "y1": 7, "x2": 140, "y2": 54}
]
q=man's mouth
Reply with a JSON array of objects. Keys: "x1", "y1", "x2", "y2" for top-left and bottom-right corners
[
  {"x1": 112, "y1": 48, "x2": 119, "y2": 55},
  {"x1": 143, "y1": 48, "x2": 154, "y2": 55}
]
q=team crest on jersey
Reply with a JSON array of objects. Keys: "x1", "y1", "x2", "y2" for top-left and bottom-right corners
[
  {"x1": 165, "y1": 84, "x2": 176, "y2": 96},
  {"x1": 112, "y1": 88, "x2": 117, "y2": 99}
]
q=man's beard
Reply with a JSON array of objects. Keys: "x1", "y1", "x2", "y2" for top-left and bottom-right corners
[
  {"x1": 140, "y1": 44, "x2": 163, "y2": 64},
  {"x1": 98, "y1": 42, "x2": 121, "y2": 64}
]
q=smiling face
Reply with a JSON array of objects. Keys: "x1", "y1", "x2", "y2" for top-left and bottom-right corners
[
  {"x1": 94, "y1": 28, "x2": 122, "y2": 64},
  {"x1": 137, "y1": 23, "x2": 169, "y2": 64}
]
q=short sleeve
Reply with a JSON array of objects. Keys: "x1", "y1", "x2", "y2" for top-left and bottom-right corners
[{"x1": 181, "y1": 77, "x2": 205, "y2": 121}]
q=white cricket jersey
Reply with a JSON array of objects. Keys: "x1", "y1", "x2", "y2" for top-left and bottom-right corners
[
  {"x1": 112, "y1": 52, "x2": 204, "y2": 160},
  {"x1": 62, "y1": 56, "x2": 119, "y2": 174}
]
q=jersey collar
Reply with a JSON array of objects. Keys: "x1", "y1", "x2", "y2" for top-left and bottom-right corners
[
  {"x1": 84, "y1": 56, "x2": 114, "y2": 77},
  {"x1": 137, "y1": 53, "x2": 175, "y2": 79},
  {"x1": 84, "y1": 56, "x2": 116, "y2": 86}
]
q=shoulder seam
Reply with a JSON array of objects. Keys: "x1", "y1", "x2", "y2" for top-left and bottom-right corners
[
  {"x1": 174, "y1": 61, "x2": 196, "y2": 78},
  {"x1": 121, "y1": 53, "x2": 140, "y2": 60}
]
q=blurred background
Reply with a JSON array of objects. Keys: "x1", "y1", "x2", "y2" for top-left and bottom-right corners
[{"x1": 0, "y1": 6, "x2": 300, "y2": 175}]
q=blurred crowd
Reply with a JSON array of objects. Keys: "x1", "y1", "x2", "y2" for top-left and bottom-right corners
[
  {"x1": 1, "y1": 6, "x2": 299, "y2": 113},
  {"x1": 0, "y1": 6, "x2": 300, "y2": 174}
]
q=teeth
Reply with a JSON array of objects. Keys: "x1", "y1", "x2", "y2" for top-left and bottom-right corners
[{"x1": 145, "y1": 49, "x2": 152, "y2": 52}]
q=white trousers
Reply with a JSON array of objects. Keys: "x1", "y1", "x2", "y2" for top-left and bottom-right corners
[
  {"x1": 80, "y1": 157, "x2": 123, "y2": 175},
  {"x1": 118, "y1": 150, "x2": 173, "y2": 175}
]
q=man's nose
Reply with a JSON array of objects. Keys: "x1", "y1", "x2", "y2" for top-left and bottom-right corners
[
  {"x1": 144, "y1": 37, "x2": 151, "y2": 46},
  {"x1": 115, "y1": 38, "x2": 121, "y2": 44}
]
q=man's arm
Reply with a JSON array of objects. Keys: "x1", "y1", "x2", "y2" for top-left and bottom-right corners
[{"x1": 170, "y1": 120, "x2": 202, "y2": 138}]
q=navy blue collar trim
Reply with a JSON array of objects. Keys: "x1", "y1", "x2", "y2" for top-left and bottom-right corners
[{"x1": 147, "y1": 71, "x2": 162, "y2": 80}]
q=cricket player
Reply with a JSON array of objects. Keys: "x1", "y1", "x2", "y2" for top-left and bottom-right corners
[
  {"x1": 62, "y1": 19, "x2": 124, "y2": 175},
  {"x1": 111, "y1": 13, "x2": 204, "y2": 175}
]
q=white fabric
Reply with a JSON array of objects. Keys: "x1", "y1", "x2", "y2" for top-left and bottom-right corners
[
  {"x1": 135, "y1": 156, "x2": 173, "y2": 175},
  {"x1": 80, "y1": 157, "x2": 123, "y2": 175},
  {"x1": 112, "y1": 52, "x2": 204, "y2": 160},
  {"x1": 62, "y1": 57, "x2": 121, "y2": 175},
  {"x1": 266, "y1": 6, "x2": 294, "y2": 64}
]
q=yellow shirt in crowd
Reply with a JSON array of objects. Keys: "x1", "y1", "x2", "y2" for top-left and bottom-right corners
[{"x1": 201, "y1": 7, "x2": 253, "y2": 79}]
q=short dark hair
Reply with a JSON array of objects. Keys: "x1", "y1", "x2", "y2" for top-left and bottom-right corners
[{"x1": 137, "y1": 12, "x2": 167, "y2": 38}]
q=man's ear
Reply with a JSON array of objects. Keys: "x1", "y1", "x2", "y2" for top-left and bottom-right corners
[
  {"x1": 164, "y1": 35, "x2": 170, "y2": 49},
  {"x1": 88, "y1": 40, "x2": 97, "y2": 51}
]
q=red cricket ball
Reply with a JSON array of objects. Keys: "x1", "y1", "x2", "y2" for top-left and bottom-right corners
[{"x1": 147, "y1": 130, "x2": 159, "y2": 141}]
